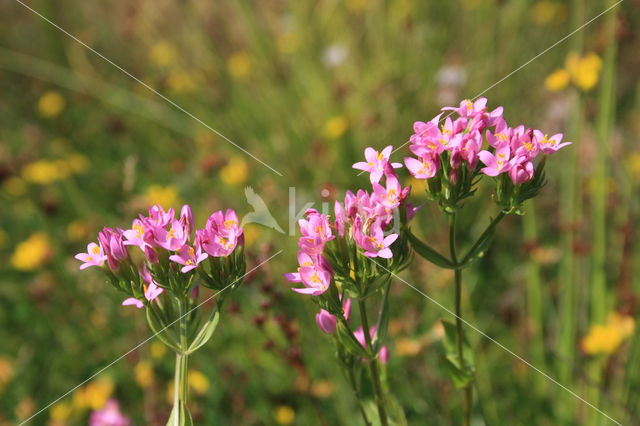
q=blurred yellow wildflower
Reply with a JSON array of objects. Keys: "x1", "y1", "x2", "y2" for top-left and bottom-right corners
[
  {"x1": 22, "y1": 160, "x2": 68, "y2": 184},
  {"x1": 273, "y1": 405, "x2": 295, "y2": 425},
  {"x1": 531, "y1": 1, "x2": 566, "y2": 25},
  {"x1": 310, "y1": 380, "x2": 334, "y2": 398},
  {"x1": 277, "y1": 32, "x2": 300, "y2": 54},
  {"x1": 135, "y1": 361, "x2": 154, "y2": 388},
  {"x1": 67, "y1": 220, "x2": 91, "y2": 243},
  {"x1": 544, "y1": 69, "x2": 570, "y2": 92},
  {"x1": 188, "y1": 370, "x2": 210, "y2": 395},
  {"x1": 38, "y1": 91, "x2": 65, "y2": 118},
  {"x1": 227, "y1": 52, "x2": 252, "y2": 79},
  {"x1": 72, "y1": 378, "x2": 114, "y2": 410},
  {"x1": 150, "y1": 341, "x2": 167, "y2": 359},
  {"x1": 167, "y1": 70, "x2": 198, "y2": 94},
  {"x1": 323, "y1": 116, "x2": 349, "y2": 140},
  {"x1": 145, "y1": 185, "x2": 178, "y2": 208},
  {"x1": 11, "y1": 233, "x2": 52, "y2": 271},
  {"x1": 545, "y1": 52, "x2": 602, "y2": 92},
  {"x1": 220, "y1": 157, "x2": 249, "y2": 187},
  {"x1": 566, "y1": 52, "x2": 602, "y2": 91},
  {"x1": 0, "y1": 357, "x2": 14, "y2": 393},
  {"x1": 149, "y1": 41, "x2": 177, "y2": 67},
  {"x1": 21, "y1": 155, "x2": 89, "y2": 186},
  {"x1": 2, "y1": 177, "x2": 26, "y2": 197},
  {"x1": 581, "y1": 312, "x2": 635, "y2": 356},
  {"x1": 49, "y1": 401, "x2": 72, "y2": 422}
]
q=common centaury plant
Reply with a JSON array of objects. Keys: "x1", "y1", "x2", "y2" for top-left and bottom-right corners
[
  {"x1": 401, "y1": 98, "x2": 571, "y2": 425},
  {"x1": 285, "y1": 147, "x2": 416, "y2": 425},
  {"x1": 75, "y1": 204, "x2": 246, "y2": 425}
]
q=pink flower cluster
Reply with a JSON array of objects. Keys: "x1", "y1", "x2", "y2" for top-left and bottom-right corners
[
  {"x1": 75, "y1": 204, "x2": 243, "y2": 308},
  {"x1": 285, "y1": 145, "x2": 411, "y2": 296},
  {"x1": 404, "y1": 98, "x2": 570, "y2": 184}
]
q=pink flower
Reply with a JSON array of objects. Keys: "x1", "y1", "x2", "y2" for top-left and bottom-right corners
[
  {"x1": 508, "y1": 155, "x2": 535, "y2": 184},
  {"x1": 354, "y1": 220, "x2": 398, "y2": 259},
  {"x1": 121, "y1": 282, "x2": 163, "y2": 309},
  {"x1": 145, "y1": 282, "x2": 163, "y2": 302},
  {"x1": 405, "y1": 203, "x2": 423, "y2": 222},
  {"x1": 154, "y1": 219, "x2": 187, "y2": 251},
  {"x1": 299, "y1": 210, "x2": 334, "y2": 242},
  {"x1": 334, "y1": 201, "x2": 347, "y2": 238},
  {"x1": 352, "y1": 146, "x2": 402, "y2": 184},
  {"x1": 486, "y1": 118, "x2": 512, "y2": 148},
  {"x1": 179, "y1": 204, "x2": 194, "y2": 238},
  {"x1": 122, "y1": 297, "x2": 144, "y2": 309},
  {"x1": 145, "y1": 204, "x2": 175, "y2": 229},
  {"x1": 98, "y1": 227, "x2": 127, "y2": 270},
  {"x1": 372, "y1": 173, "x2": 404, "y2": 210},
  {"x1": 122, "y1": 267, "x2": 163, "y2": 309},
  {"x1": 512, "y1": 128, "x2": 539, "y2": 159},
  {"x1": 285, "y1": 252, "x2": 333, "y2": 296},
  {"x1": 89, "y1": 399, "x2": 131, "y2": 426},
  {"x1": 74, "y1": 242, "x2": 107, "y2": 270},
  {"x1": 342, "y1": 297, "x2": 352, "y2": 322},
  {"x1": 404, "y1": 155, "x2": 438, "y2": 179},
  {"x1": 534, "y1": 131, "x2": 571, "y2": 154},
  {"x1": 316, "y1": 309, "x2": 337, "y2": 334},
  {"x1": 354, "y1": 326, "x2": 389, "y2": 364},
  {"x1": 478, "y1": 143, "x2": 512, "y2": 177},
  {"x1": 169, "y1": 244, "x2": 208, "y2": 273},
  {"x1": 122, "y1": 219, "x2": 148, "y2": 250},
  {"x1": 199, "y1": 209, "x2": 243, "y2": 257}
]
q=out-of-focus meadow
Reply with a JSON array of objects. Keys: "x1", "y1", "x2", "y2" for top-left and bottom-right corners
[{"x1": 1, "y1": 0, "x2": 639, "y2": 424}]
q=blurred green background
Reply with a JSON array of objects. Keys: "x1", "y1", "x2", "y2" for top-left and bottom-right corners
[{"x1": 1, "y1": 0, "x2": 639, "y2": 424}]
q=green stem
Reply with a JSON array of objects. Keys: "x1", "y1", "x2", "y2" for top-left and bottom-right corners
[
  {"x1": 449, "y1": 214, "x2": 472, "y2": 426},
  {"x1": 345, "y1": 362, "x2": 371, "y2": 426},
  {"x1": 171, "y1": 298, "x2": 190, "y2": 426},
  {"x1": 358, "y1": 299, "x2": 388, "y2": 426}
]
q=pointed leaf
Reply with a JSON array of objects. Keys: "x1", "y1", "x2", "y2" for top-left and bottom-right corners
[
  {"x1": 406, "y1": 229, "x2": 454, "y2": 269},
  {"x1": 337, "y1": 321, "x2": 371, "y2": 359},
  {"x1": 146, "y1": 307, "x2": 181, "y2": 353},
  {"x1": 458, "y1": 226, "x2": 496, "y2": 268},
  {"x1": 440, "y1": 320, "x2": 475, "y2": 388},
  {"x1": 187, "y1": 307, "x2": 220, "y2": 354}
]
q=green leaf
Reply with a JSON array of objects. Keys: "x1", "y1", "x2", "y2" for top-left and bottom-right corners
[
  {"x1": 337, "y1": 321, "x2": 371, "y2": 359},
  {"x1": 187, "y1": 307, "x2": 220, "y2": 354},
  {"x1": 166, "y1": 401, "x2": 193, "y2": 426},
  {"x1": 442, "y1": 356, "x2": 475, "y2": 389},
  {"x1": 372, "y1": 280, "x2": 391, "y2": 353},
  {"x1": 146, "y1": 308, "x2": 181, "y2": 353},
  {"x1": 440, "y1": 320, "x2": 476, "y2": 389},
  {"x1": 458, "y1": 226, "x2": 496, "y2": 268},
  {"x1": 387, "y1": 393, "x2": 409, "y2": 426},
  {"x1": 406, "y1": 229, "x2": 454, "y2": 269}
]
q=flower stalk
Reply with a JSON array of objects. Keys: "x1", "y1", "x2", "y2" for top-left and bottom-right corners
[
  {"x1": 358, "y1": 299, "x2": 388, "y2": 426},
  {"x1": 449, "y1": 213, "x2": 472, "y2": 426}
]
